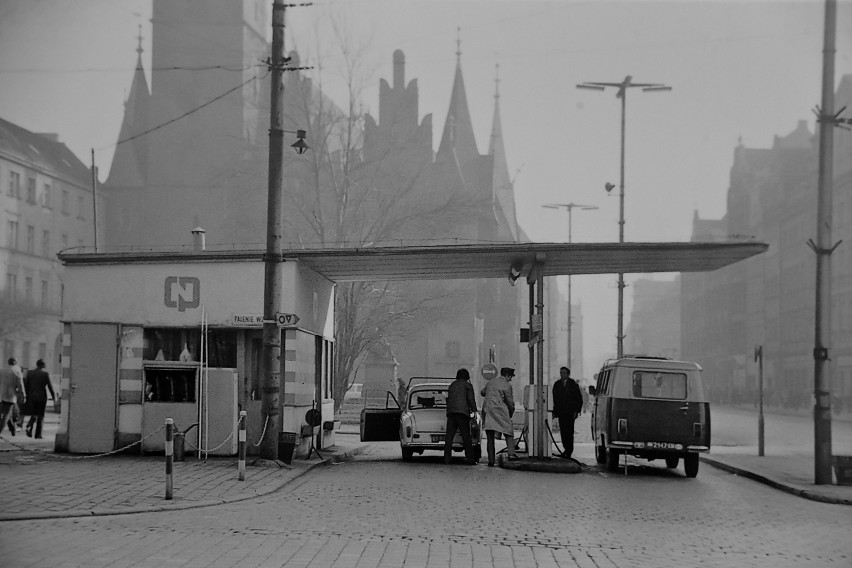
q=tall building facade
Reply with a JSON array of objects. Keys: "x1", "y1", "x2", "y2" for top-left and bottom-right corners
[
  {"x1": 681, "y1": 75, "x2": 852, "y2": 412},
  {"x1": 625, "y1": 277, "x2": 680, "y2": 361},
  {"x1": 0, "y1": 118, "x2": 96, "y2": 376}
]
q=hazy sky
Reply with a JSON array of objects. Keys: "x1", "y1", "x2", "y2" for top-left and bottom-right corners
[{"x1": 1, "y1": 0, "x2": 850, "y2": 372}]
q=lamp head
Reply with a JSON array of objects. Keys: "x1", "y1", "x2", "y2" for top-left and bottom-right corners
[
  {"x1": 291, "y1": 129, "x2": 309, "y2": 154},
  {"x1": 605, "y1": 182, "x2": 615, "y2": 193}
]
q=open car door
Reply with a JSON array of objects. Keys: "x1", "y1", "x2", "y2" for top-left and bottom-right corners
[{"x1": 360, "y1": 390, "x2": 402, "y2": 442}]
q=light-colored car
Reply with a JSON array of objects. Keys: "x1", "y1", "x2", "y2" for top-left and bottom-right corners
[{"x1": 359, "y1": 377, "x2": 482, "y2": 462}]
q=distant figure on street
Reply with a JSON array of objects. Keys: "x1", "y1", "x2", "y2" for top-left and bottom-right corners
[
  {"x1": 444, "y1": 368, "x2": 478, "y2": 465},
  {"x1": 481, "y1": 366, "x2": 518, "y2": 466},
  {"x1": 0, "y1": 358, "x2": 26, "y2": 436},
  {"x1": 397, "y1": 377, "x2": 408, "y2": 409},
  {"x1": 23, "y1": 359, "x2": 56, "y2": 438},
  {"x1": 552, "y1": 366, "x2": 583, "y2": 459}
]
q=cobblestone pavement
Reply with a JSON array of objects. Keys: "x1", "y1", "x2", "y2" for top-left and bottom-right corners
[{"x1": 2, "y1": 445, "x2": 850, "y2": 568}]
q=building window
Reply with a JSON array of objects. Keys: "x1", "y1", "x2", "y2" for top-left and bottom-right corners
[
  {"x1": 61, "y1": 234, "x2": 68, "y2": 249},
  {"x1": 22, "y1": 341, "x2": 31, "y2": 368},
  {"x1": 77, "y1": 195, "x2": 85, "y2": 220},
  {"x1": 42, "y1": 230, "x2": 50, "y2": 257},
  {"x1": 43, "y1": 183, "x2": 51, "y2": 209},
  {"x1": 24, "y1": 276, "x2": 33, "y2": 302},
  {"x1": 26, "y1": 225, "x2": 35, "y2": 254},
  {"x1": 8, "y1": 171, "x2": 20, "y2": 198},
  {"x1": 61, "y1": 190, "x2": 69, "y2": 215},
  {"x1": 7, "y1": 220, "x2": 18, "y2": 249},
  {"x1": 143, "y1": 327, "x2": 237, "y2": 367},
  {"x1": 38, "y1": 342, "x2": 47, "y2": 362},
  {"x1": 3, "y1": 340, "x2": 14, "y2": 363},
  {"x1": 446, "y1": 341, "x2": 460, "y2": 359},
  {"x1": 26, "y1": 177, "x2": 36, "y2": 204},
  {"x1": 41, "y1": 280, "x2": 48, "y2": 308},
  {"x1": 6, "y1": 273, "x2": 17, "y2": 301}
]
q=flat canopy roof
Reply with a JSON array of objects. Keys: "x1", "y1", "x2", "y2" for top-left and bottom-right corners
[{"x1": 60, "y1": 241, "x2": 767, "y2": 282}]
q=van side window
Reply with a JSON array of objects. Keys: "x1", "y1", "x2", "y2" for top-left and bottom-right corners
[
  {"x1": 600, "y1": 369, "x2": 611, "y2": 394},
  {"x1": 632, "y1": 371, "x2": 687, "y2": 399}
]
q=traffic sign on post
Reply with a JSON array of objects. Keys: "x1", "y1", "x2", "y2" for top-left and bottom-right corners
[
  {"x1": 275, "y1": 313, "x2": 301, "y2": 327},
  {"x1": 481, "y1": 363, "x2": 498, "y2": 380}
]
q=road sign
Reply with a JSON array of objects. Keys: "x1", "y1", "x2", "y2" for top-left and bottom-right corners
[
  {"x1": 481, "y1": 363, "x2": 498, "y2": 380},
  {"x1": 275, "y1": 313, "x2": 301, "y2": 327}
]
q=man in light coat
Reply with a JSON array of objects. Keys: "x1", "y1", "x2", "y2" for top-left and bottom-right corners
[{"x1": 0, "y1": 358, "x2": 26, "y2": 436}]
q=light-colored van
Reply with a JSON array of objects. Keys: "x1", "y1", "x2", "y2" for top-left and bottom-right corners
[{"x1": 589, "y1": 356, "x2": 710, "y2": 477}]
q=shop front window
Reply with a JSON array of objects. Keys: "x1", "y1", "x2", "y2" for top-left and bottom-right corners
[{"x1": 143, "y1": 327, "x2": 237, "y2": 367}]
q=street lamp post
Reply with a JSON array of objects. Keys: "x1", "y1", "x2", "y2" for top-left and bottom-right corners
[
  {"x1": 577, "y1": 76, "x2": 671, "y2": 358},
  {"x1": 543, "y1": 202, "x2": 598, "y2": 369}
]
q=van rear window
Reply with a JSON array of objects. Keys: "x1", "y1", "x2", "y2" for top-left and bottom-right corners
[{"x1": 632, "y1": 371, "x2": 687, "y2": 399}]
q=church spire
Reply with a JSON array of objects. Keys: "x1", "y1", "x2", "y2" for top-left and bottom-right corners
[
  {"x1": 489, "y1": 63, "x2": 519, "y2": 241},
  {"x1": 106, "y1": 27, "x2": 150, "y2": 188},
  {"x1": 437, "y1": 28, "x2": 478, "y2": 165}
]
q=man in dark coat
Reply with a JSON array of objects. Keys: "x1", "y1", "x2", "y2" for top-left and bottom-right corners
[
  {"x1": 23, "y1": 359, "x2": 56, "y2": 438},
  {"x1": 444, "y1": 368, "x2": 478, "y2": 465},
  {"x1": 552, "y1": 366, "x2": 583, "y2": 458}
]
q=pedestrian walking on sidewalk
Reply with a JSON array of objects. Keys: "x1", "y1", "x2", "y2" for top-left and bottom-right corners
[
  {"x1": 23, "y1": 359, "x2": 56, "y2": 438},
  {"x1": 552, "y1": 366, "x2": 583, "y2": 459},
  {"x1": 444, "y1": 368, "x2": 478, "y2": 465},
  {"x1": 0, "y1": 358, "x2": 26, "y2": 436},
  {"x1": 481, "y1": 367, "x2": 518, "y2": 466}
]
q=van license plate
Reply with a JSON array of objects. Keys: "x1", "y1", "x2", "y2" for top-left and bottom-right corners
[
  {"x1": 431, "y1": 435, "x2": 445, "y2": 443},
  {"x1": 646, "y1": 442, "x2": 679, "y2": 449}
]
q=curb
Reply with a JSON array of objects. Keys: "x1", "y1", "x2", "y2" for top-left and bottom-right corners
[
  {"x1": 0, "y1": 444, "x2": 369, "y2": 522},
  {"x1": 700, "y1": 455, "x2": 851, "y2": 506}
]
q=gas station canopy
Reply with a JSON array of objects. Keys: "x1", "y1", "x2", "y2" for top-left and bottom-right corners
[{"x1": 61, "y1": 241, "x2": 767, "y2": 282}]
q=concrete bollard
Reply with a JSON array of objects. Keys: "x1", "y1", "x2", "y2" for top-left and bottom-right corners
[
  {"x1": 238, "y1": 410, "x2": 246, "y2": 481},
  {"x1": 165, "y1": 418, "x2": 174, "y2": 500}
]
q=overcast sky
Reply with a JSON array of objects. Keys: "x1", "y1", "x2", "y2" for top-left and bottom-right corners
[{"x1": 1, "y1": 0, "x2": 850, "y2": 372}]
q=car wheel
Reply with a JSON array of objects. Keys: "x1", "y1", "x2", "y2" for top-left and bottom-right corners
[
  {"x1": 595, "y1": 444, "x2": 607, "y2": 464},
  {"x1": 401, "y1": 447, "x2": 414, "y2": 462},
  {"x1": 684, "y1": 453, "x2": 699, "y2": 478},
  {"x1": 605, "y1": 448, "x2": 621, "y2": 472},
  {"x1": 665, "y1": 456, "x2": 679, "y2": 469}
]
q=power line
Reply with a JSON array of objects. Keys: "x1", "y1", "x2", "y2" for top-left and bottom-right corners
[{"x1": 102, "y1": 72, "x2": 265, "y2": 151}]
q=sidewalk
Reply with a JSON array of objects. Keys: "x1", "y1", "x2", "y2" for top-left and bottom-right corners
[
  {"x1": 0, "y1": 415, "x2": 368, "y2": 521},
  {"x1": 1, "y1": 417, "x2": 849, "y2": 522}
]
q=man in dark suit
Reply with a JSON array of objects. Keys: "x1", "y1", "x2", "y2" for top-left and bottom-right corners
[
  {"x1": 444, "y1": 368, "x2": 478, "y2": 465},
  {"x1": 552, "y1": 366, "x2": 583, "y2": 458},
  {"x1": 23, "y1": 359, "x2": 56, "y2": 438}
]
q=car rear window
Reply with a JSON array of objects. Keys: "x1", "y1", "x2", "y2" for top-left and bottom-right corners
[
  {"x1": 632, "y1": 371, "x2": 687, "y2": 400},
  {"x1": 409, "y1": 389, "x2": 447, "y2": 409}
]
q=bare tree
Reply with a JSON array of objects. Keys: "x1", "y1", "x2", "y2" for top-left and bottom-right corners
[{"x1": 0, "y1": 297, "x2": 51, "y2": 345}]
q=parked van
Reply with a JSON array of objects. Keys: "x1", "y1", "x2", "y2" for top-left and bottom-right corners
[{"x1": 589, "y1": 356, "x2": 710, "y2": 477}]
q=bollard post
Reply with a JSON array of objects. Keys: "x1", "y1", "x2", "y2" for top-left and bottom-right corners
[
  {"x1": 238, "y1": 410, "x2": 247, "y2": 481},
  {"x1": 165, "y1": 418, "x2": 174, "y2": 500}
]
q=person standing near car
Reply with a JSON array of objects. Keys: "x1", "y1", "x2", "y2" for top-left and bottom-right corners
[
  {"x1": 23, "y1": 359, "x2": 56, "y2": 438},
  {"x1": 444, "y1": 368, "x2": 478, "y2": 465},
  {"x1": 552, "y1": 366, "x2": 583, "y2": 459},
  {"x1": 0, "y1": 358, "x2": 26, "y2": 436},
  {"x1": 481, "y1": 366, "x2": 518, "y2": 466}
]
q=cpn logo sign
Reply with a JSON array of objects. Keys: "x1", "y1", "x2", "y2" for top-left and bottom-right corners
[{"x1": 164, "y1": 276, "x2": 200, "y2": 312}]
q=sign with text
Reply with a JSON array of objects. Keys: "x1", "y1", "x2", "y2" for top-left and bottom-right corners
[
  {"x1": 275, "y1": 312, "x2": 301, "y2": 327},
  {"x1": 232, "y1": 314, "x2": 264, "y2": 327}
]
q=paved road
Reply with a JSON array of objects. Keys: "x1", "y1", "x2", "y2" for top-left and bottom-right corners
[{"x1": 2, "y1": 443, "x2": 849, "y2": 568}]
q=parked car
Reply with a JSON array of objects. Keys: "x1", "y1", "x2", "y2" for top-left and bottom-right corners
[
  {"x1": 589, "y1": 356, "x2": 710, "y2": 477},
  {"x1": 360, "y1": 377, "x2": 482, "y2": 462}
]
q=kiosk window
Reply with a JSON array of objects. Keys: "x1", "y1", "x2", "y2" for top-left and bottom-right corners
[
  {"x1": 144, "y1": 327, "x2": 237, "y2": 367},
  {"x1": 145, "y1": 368, "x2": 197, "y2": 403}
]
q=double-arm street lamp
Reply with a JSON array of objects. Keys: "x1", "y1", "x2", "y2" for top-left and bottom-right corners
[
  {"x1": 542, "y1": 203, "x2": 598, "y2": 370},
  {"x1": 576, "y1": 76, "x2": 670, "y2": 358}
]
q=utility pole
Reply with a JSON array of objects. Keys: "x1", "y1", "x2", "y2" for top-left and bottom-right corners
[
  {"x1": 809, "y1": 0, "x2": 847, "y2": 485},
  {"x1": 259, "y1": 0, "x2": 288, "y2": 460},
  {"x1": 543, "y1": 202, "x2": 597, "y2": 368},
  {"x1": 90, "y1": 149, "x2": 99, "y2": 252},
  {"x1": 577, "y1": 77, "x2": 670, "y2": 358}
]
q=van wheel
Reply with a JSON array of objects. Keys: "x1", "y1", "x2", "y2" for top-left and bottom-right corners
[
  {"x1": 595, "y1": 444, "x2": 607, "y2": 464},
  {"x1": 401, "y1": 447, "x2": 414, "y2": 462},
  {"x1": 606, "y1": 449, "x2": 621, "y2": 472},
  {"x1": 684, "y1": 453, "x2": 699, "y2": 477},
  {"x1": 665, "y1": 456, "x2": 679, "y2": 468}
]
